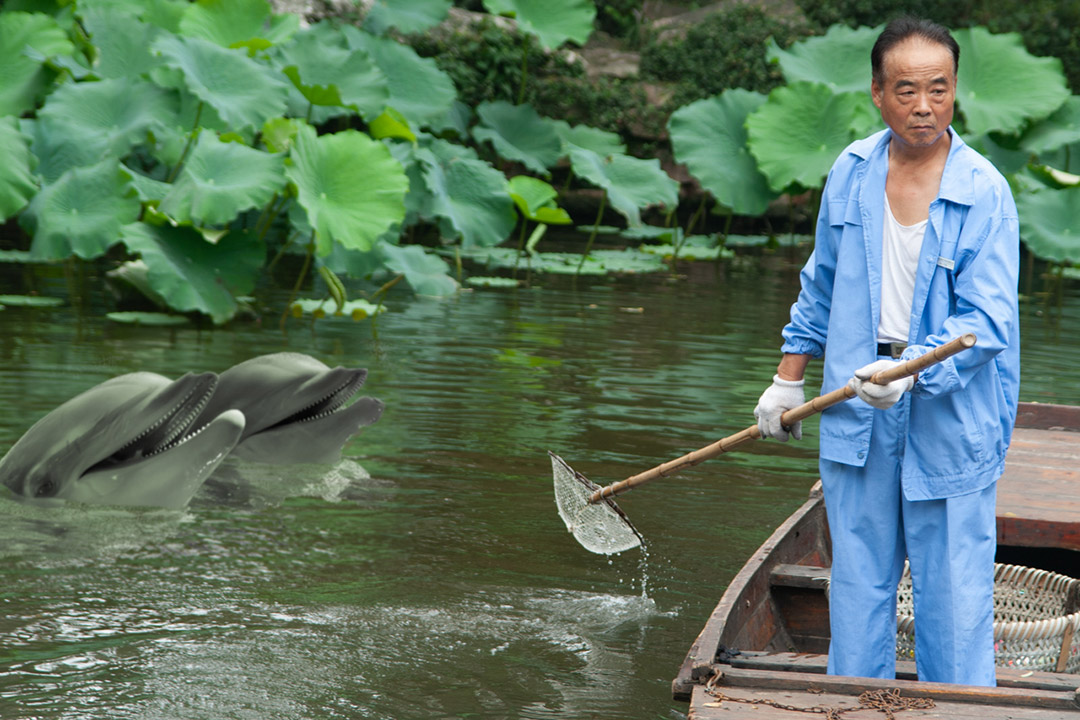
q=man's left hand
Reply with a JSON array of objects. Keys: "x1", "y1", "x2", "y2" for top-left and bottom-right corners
[{"x1": 849, "y1": 359, "x2": 914, "y2": 410}]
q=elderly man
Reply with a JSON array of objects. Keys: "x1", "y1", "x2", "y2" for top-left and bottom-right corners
[{"x1": 754, "y1": 17, "x2": 1020, "y2": 686}]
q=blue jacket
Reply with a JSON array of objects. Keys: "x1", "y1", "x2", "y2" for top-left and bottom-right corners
[{"x1": 781, "y1": 128, "x2": 1020, "y2": 500}]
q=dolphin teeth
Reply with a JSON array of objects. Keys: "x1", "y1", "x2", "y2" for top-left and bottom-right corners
[
  {"x1": 91, "y1": 376, "x2": 217, "y2": 469},
  {"x1": 271, "y1": 373, "x2": 366, "y2": 428}
]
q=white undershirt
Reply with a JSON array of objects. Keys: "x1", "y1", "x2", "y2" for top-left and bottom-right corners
[{"x1": 877, "y1": 193, "x2": 927, "y2": 344}]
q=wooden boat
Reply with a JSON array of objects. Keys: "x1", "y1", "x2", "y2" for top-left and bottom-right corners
[{"x1": 673, "y1": 401, "x2": 1080, "y2": 718}]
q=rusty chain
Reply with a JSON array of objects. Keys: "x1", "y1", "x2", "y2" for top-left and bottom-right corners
[{"x1": 704, "y1": 670, "x2": 936, "y2": 719}]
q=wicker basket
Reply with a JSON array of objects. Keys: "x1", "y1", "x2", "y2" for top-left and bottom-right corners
[{"x1": 896, "y1": 562, "x2": 1080, "y2": 673}]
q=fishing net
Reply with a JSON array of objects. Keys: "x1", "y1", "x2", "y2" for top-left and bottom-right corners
[{"x1": 549, "y1": 451, "x2": 643, "y2": 555}]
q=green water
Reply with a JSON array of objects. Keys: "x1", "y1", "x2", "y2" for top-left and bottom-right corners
[{"x1": 1, "y1": 257, "x2": 1078, "y2": 719}]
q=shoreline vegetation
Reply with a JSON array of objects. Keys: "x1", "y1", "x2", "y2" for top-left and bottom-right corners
[{"x1": 1, "y1": 0, "x2": 1078, "y2": 326}]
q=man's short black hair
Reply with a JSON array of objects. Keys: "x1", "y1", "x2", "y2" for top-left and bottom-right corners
[{"x1": 871, "y1": 17, "x2": 960, "y2": 84}]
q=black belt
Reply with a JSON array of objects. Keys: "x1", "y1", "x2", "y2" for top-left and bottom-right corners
[{"x1": 877, "y1": 342, "x2": 907, "y2": 359}]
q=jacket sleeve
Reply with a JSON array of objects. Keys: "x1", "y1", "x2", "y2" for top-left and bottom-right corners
[{"x1": 780, "y1": 169, "x2": 843, "y2": 358}]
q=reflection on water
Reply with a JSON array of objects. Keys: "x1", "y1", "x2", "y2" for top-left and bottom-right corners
[{"x1": 1, "y1": 260, "x2": 1078, "y2": 719}]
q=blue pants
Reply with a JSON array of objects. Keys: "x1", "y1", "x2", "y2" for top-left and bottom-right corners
[{"x1": 820, "y1": 394, "x2": 997, "y2": 686}]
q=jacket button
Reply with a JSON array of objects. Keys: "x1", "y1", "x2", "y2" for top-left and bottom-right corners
[{"x1": 857, "y1": 451, "x2": 866, "y2": 459}]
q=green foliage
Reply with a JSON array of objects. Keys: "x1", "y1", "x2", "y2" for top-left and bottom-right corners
[
  {"x1": 364, "y1": 0, "x2": 452, "y2": 36},
  {"x1": 668, "y1": 89, "x2": 777, "y2": 216},
  {"x1": 1016, "y1": 185, "x2": 1080, "y2": 264},
  {"x1": 569, "y1": 147, "x2": 679, "y2": 226},
  {"x1": 952, "y1": 27, "x2": 1070, "y2": 136},
  {"x1": 791, "y1": 0, "x2": 1080, "y2": 94},
  {"x1": 767, "y1": 24, "x2": 880, "y2": 95},
  {"x1": 473, "y1": 101, "x2": 563, "y2": 175},
  {"x1": 746, "y1": 82, "x2": 881, "y2": 192},
  {"x1": 481, "y1": 0, "x2": 595, "y2": 50},
  {"x1": 639, "y1": 6, "x2": 812, "y2": 104}
]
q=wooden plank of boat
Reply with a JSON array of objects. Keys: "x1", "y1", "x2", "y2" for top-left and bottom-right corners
[{"x1": 673, "y1": 401, "x2": 1080, "y2": 713}]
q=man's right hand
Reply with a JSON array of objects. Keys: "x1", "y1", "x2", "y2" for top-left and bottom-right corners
[{"x1": 754, "y1": 375, "x2": 806, "y2": 441}]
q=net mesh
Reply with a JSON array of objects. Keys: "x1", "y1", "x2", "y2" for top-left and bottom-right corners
[{"x1": 549, "y1": 451, "x2": 643, "y2": 555}]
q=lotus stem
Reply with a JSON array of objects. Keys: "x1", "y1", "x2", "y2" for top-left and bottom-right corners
[
  {"x1": 577, "y1": 190, "x2": 606, "y2": 274},
  {"x1": 371, "y1": 273, "x2": 404, "y2": 340},
  {"x1": 166, "y1": 101, "x2": 203, "y2": 183},
  {"x1": 280, "y1": 233, "x2": 314, "y2": 332}
]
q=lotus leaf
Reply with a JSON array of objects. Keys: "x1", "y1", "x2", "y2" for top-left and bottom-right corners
[
  {"x1": 78, "y1": 6, "x2": 162, "y2": 79},
  {"x1": 507, "y1": 175, "x2": 571, "y2": 224},
  {"x1": 1020, "y1": 97, "x2": 1080, "y2": 157},
  {"x1": 416, "y1": 144, "x2": 517, "y2": 247},
  {"x1": 379, "y1": 242, "x2": 458, "y2": 296},
  {"x1": 0, "y1": 11, "x2": 74, "y2": 116},
  {"x1": 342, "y1": 27, "x2": 457, "y2": 130},
  {"x1": 23, "y1": 160, "x2": 140, "y2": 261},
  {"x1": 466, "y1": 276, "x2": 520, "y2": 288},
  {"x1": 1016, "y1": 186, "x2": 1080, "y2": 264},
  {"x1": 179, "y1": 0, "x2": 296, "y2": 49},
  {"x1": 0, "y1": 294, "x2": 63, "y2": 307},
  {"x1": 953, "y1": 27, "x2": 1069, "y2": 136},
  {"x1": 481, "y1": 0, "x2": 594, "y2": 50},
  {"x1": 276, "y1": 27, "x2": 388, "y2": 119},
  {"x1": 370, "y1": 108, "x2": 417, "y2": 143},
  {"x1": 37, "y1": 76, "x2": 177, "y2": 160},
  {"x1": 121, "y1": 166, "x2": 172, "y2": 204},
  {"x1": 747, "y1": 82, "x2": 880, "y2": 192},
  {"x1": 669, "y1": 89, "x2": 777, "y2": 216},
  {"x1": 0, "y1": 118, "x2": 37, "y2": 221},
  {"x1": 473, "y1": 102, "x2": 563, "y2": 176},
  {"x1": 364, "y1": 0, "x2": 451, "y2": 36},
  {"x1": 119, "y1": 221, "x2": 264, "y2": 324},
  {"x1": 766, "y1": 24, "x2": 879, "y2": 95},
  {"x1": 106, "y1": 311, "x2": 190, "y2": 325},
  {"x1": 262, "y1": 117, "x2": 299, "y2": 153},
  {"x1": 158, "y1": 132, "x2": 286, "y2": 227},
  {"x1": 0, "y1": 250, "x2": 36, "y2": 263},
  {"x1": 568, "y1": 147, "x2": 679, "y2": 226},
  {"x1": 286, "y1": 124, "x2": 408, "y2": 256},
  {"x1": 153, "y1": 33, "x2": 288, "y2": 131},
  {"x1": 550, "y1": 119, "x2": 626, "y2": 156}
]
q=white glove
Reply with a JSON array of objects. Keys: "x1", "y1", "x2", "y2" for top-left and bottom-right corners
[
  {"x1": 754, "y1": 375, "x2": 805, "y2": 441},
  {"x1": 849, "y1": 359, "x2": 914, "y2": 410}
]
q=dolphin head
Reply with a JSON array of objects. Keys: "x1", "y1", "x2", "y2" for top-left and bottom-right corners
[
  {"x1": 195, "y1": 353, "x2": 384, "y2": 465},
  {"x1": 0, "y1": 372, "x2": 245, "y2": 509}
]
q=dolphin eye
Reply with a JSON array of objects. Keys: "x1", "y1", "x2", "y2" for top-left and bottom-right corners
[{"x1": 35, "y1": 480, "x2": 56, "y2": 498}]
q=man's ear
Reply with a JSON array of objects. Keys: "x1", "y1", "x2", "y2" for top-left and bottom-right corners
[{"x1": 871, "y1": 79, "x2": 883, "y2": 110}]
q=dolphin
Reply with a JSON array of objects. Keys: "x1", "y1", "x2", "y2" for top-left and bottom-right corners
[
  {"x1": 0, "y1": 372, "x2": 245, "y2": 509},
  {"x1": 192, "y1": 352, "x2": 384, "y2": 465}
]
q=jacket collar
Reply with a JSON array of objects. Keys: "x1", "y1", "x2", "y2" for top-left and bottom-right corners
[{"x1": 851, "y1": 126, "x2": 975, "y2": 206}]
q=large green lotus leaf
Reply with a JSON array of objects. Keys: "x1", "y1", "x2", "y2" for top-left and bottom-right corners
[
  {"x1": 153, "y1": 34, "x2": 288, "y2": 130},
  {"x1": 24, "y1": 117, "x2": 106, "y2": 184},
  {"x1": 550, "y1": 119, "x2": 626, "y2": 156},
  {"x1": 416, "y1": 144, "x2": 517, "y2": 247},
  {"x1": 473, "y1": 101, "x2": 563, "y2": 176},
  {"x1": 1016, "y1": 186, "x2": 1080, "y2": 264},
  {"x1": 121, "y1": 165, "x2": 172, "y2": 203},
  {"x1": 669, "y1": 89, "x2": 777, "y2": 216},
  {"x1": 0, "y1": 11, "x2": 75, "y2": 115},
  {"x1": 0, "y1": 118, "x2": 38, "y2": 221},
  {"x1": 379, "y1": 243, "x2": 458, "y2": 296},
  {"x1": 79, "y1": 6, "x2": 162, "y2": 79},
  {"x1": 507, "y1": 175, "x2": 571, "y2": 224},
  {"x1": 954, "y1": 27, "x2": 1069, "y2": 136},
  {"x1": 747, "y1": 82, "x2": 880, "y2": 192},
  {"x1": 159, "y1": 132, "x2": 285, "y2": 226},
  {"x1": 1019, "y1": 96, "x2": 1080, "y2": 157},
  {"x1": 38, "y1": 77, "x2": 177, "y2": 158},
  {"x1": 286, "y1": 124, "x2": 408, "y2": 255},
  {"x1": 568, "y1": 147, "x2": 679, "y2": 226},
  {"x1": 766, "y1": 24, "x2": 878, "y2": 95},
  {"x1": 23, "y1": 160, "x2": 140, "y2": 260},
  {"x1": 364, "y1": 0, "x2": 451, "y2": 36},
  {"x1": 341, "y1": 27, "x2": 457, "y2": 130},
  {"x1": 275, "y1": 27, "x2": 388, "y2": 118},
  {"x1": 119, "y1": 221, "x2": 264, "y2": 324},
  {"x1": 179, "y1": 0, "x2": 271, "y2": 47},
  {"x1": 481, "y1": 0, "x2": 594, "y2": 50}
]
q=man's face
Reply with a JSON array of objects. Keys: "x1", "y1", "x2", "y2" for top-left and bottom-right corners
[{"x1": 871, "y1": 37, "x2": 956, "y2": 150}]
